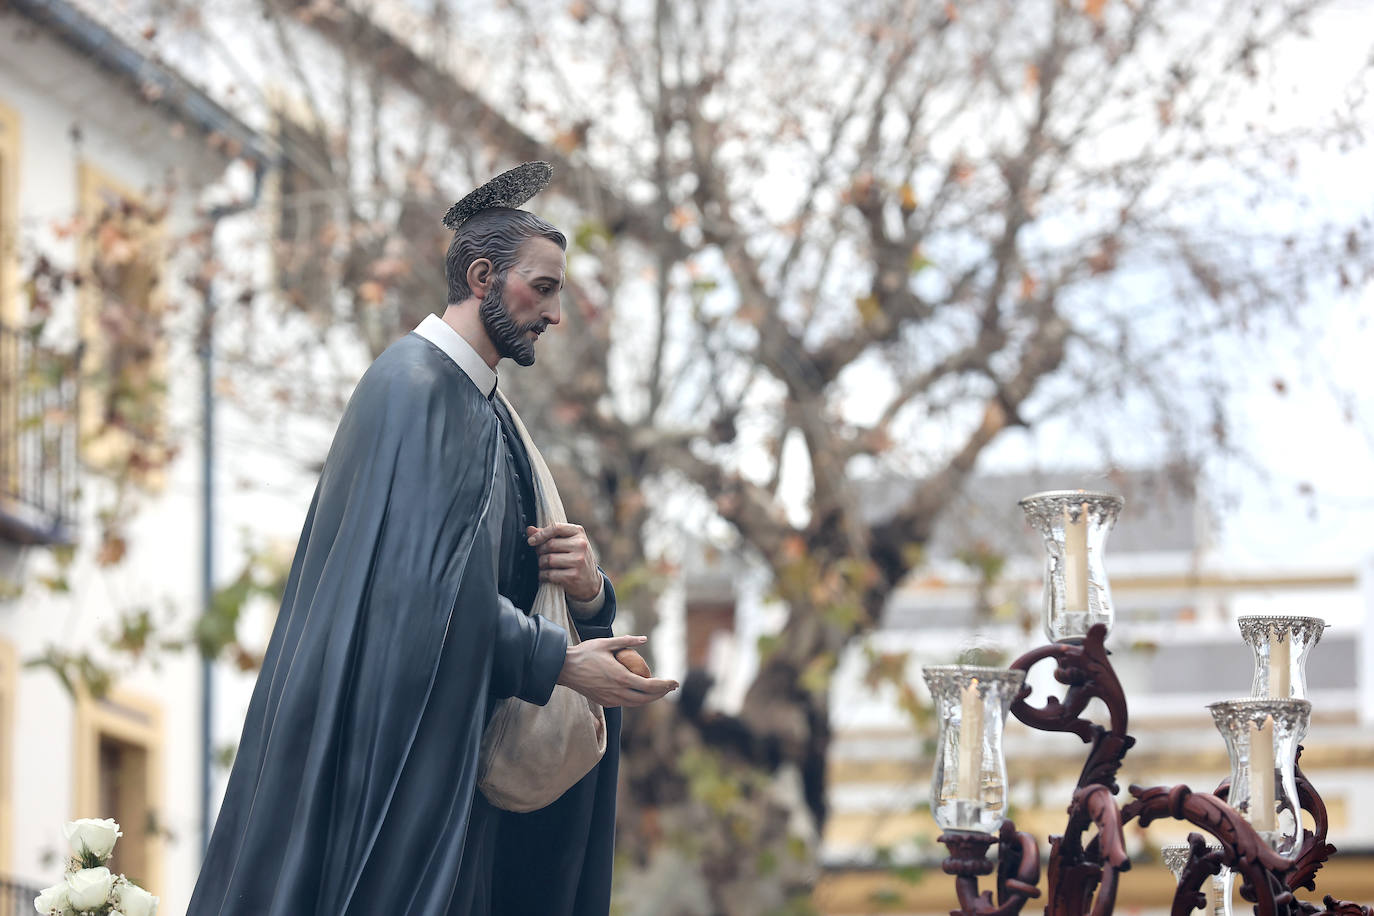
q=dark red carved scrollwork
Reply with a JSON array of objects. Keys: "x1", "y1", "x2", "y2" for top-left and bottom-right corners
[
  {"x1": 939, "y1": 820, "x2": 1041, "y2": 916},
  {"x1": 1213, "y1": 746, "x2": 1336, "y2": 896},
  {"x1": 1008, "y1": 624, "x2": 1135, "y2": 793},
  {"x1": 1289, "y1": 748, "x2": 1338, "y2": 893},
  {"x1": 938, "y1": 622, "x2": 1371, "y2": 916},
  {"x1": 1124, "y1": 784, "x2": 1296, "y2": 916},
  {"x1": 1311, "y1": 896, "x2": 1372, "y2": 916}
]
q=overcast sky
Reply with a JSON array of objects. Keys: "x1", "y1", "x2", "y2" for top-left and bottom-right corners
[{"x1": 983, "y1": 1, "x2": 1374, "y2": 570}]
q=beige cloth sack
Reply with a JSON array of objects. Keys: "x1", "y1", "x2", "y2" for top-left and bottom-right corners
[{"x1": 477, "y1": 390, "x2": 608, "y2": 812}]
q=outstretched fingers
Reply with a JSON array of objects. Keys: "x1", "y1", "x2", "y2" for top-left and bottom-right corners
[{"x1": 599, "y1": 634, "x2": 648, "y2": 651}]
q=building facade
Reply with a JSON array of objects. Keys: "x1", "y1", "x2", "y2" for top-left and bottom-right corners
[{"x1": 0, "y1": 2, "x2": 272, "y2": 911}]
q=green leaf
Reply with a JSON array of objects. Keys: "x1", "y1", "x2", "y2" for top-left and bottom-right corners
[
  {"x1": 572, "y1": 220, "x2": 614, "y2": 252},
  {"x1": 799, "y1": 652, "x2": 836, "y2": 694}
]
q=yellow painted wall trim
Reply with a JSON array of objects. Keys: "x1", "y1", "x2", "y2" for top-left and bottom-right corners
[
  {"x1": 75, "y1": 159, "x2": 169, "y2": 491},
  {"x1": 815, "y1": 854, "x2": 1374, "y2": 915},
  {"x1": 905, "y1": 570, "x2": 1360, "y2": 595},
  {"x1": 0, "y1": 96, "x2": 19, "y2": 328},
  {"x1": 72, "y1": 686, "x2": 164, "y2": 894}
]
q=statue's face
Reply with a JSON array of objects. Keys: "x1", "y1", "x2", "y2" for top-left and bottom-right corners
[{"x1": 479, "y1": 237, "x2": 565, "y2": 366}]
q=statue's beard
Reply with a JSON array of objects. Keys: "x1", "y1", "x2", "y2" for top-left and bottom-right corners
[{"x1": 479, "y1": 271, "x2": 544, "y2": 367}]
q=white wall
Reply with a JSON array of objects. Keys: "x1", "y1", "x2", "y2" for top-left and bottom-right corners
[{"x1": 0, "y1": 19, "x2": 299, "y2": 915}]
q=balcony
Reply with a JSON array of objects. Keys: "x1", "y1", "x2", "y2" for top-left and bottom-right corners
[
  {"x1": 0, "y1": 323, "x2": 80, "y2": 546},
  {"x1": 0, "y1": 875, "x2": 44, "y2": 915}
]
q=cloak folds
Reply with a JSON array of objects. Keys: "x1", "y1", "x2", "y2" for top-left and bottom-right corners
[{"x1": 189, "y1": 333, "x2": 568, "y2": 915}]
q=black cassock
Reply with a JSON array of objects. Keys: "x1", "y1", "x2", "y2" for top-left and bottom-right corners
[{"x1": 188, "y1": 332, "x2": 621, "y2": 916}]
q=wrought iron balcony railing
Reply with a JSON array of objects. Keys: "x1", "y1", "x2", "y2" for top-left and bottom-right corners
[
  {"x1": 0, "y1": 322, "x2": 80, "y2": 545},
  {"x1": 0, "y1": 875, "x2": 45, "y2": 916}
]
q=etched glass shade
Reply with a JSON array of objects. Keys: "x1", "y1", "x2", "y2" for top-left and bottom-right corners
[
  {"x1": 1017, "y1": 491, "x2": 1124, "y2": 642},
  {"x1": 1161, "y1": 843, "x2": 1231, "y2": 916},
  {"x1": 1207, "y1": 698, "x2": 1311, "y2": 858},
  {"x1": 921, "y1": 665, "x2": 1026, "y2": 834},
  {"x1": 1238, "y1": 615, "x2": 1327, "y2": 702}
]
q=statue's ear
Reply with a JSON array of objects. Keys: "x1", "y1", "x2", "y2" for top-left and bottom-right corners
[{"x1": 467, "y1": 258, "x2": 495, "y2": 298}]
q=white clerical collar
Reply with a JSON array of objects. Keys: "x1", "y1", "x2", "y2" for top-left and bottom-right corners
[{"x1": 414, "y1": 313, "x2": 497, "y2": 398}]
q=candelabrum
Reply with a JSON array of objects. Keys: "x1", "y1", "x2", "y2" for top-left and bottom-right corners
[{"x1": 928, "y1": 490, "x2": 1369, "y2": 916}]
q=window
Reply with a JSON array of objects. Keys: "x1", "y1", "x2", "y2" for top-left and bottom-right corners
[
  {"x1": 76, "y1": 162, "x2": 168, "y2": 488},
  {"x1": 685, "y1": 598, "x2": 736, "y2": 670},
  {"x1": 274, "y1": 113, "x2": 334, "y2": 310},
  {"x1": 73, "y1": 689, "x2": 162, "y2": 892},
  {"x1": 0, "y1": 639, "x2": 15, "y2": 875}
]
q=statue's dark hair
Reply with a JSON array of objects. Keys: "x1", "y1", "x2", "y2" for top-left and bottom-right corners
[{"x1": 445, "y1": 207, "x2": 567, "y2": 304}]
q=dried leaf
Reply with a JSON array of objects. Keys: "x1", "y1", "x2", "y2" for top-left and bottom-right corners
[
  {"x1": 553, "y1": 125, "x2": 588, "y2": 154},
  {"x1": 97, "y1": 532, "x2": 128, "y2": 567},
  {"x1": 667, "y1": 205, "x2": 697, "y2": 231},
  {"x1": 1156, "y1": 98, "x2": 1174, "y2": 127},
  {"x1": 898, "y1": 183, "x2": 917, "y2": 213},
  {"x1": 1087, "y1": 237, "x2": 1119, "y2": 275},
  {"x1": 842, "y1": 173, "x2": 876, "y2": 206},
  {"x1": 855, "y1": 294, "x2": 883, "y2": 325},
  {"x1": 358, "y1": 281, "x2": 386, "y2": 304},
  {"x1": 863, "y1": 427, "x2": 893, "y2": 453}
]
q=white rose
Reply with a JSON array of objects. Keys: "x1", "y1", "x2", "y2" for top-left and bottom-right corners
[
  {"x1": 115, "y1": 882, "x2": 159, "y2": 916},
  {"x1": 32, "y1": 882, "x2": 70, "y2": 915},
  {"x1": 63, "y1": 818, "x2": 122, "y2": 860},
  {"x1": 64, "y1": 867, "x2": 115, "y2": 911}
]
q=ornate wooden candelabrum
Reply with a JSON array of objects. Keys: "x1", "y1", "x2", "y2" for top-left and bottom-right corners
[{"x1": 929, "y1": 491, "x2": 1370, "y2": 916}]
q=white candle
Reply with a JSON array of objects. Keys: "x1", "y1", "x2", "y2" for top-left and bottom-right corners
[
  {"x1": 1203, "y1": 880, "x2": 1220, "y2": 916},
  {"x1": 1249, "y1": 715, "x2": 1277, "y2": 831},
  {"x1": 1062, "y1": 504, "x2": 1090, "y2": 613},
  {"x1": 1267, "y1": 633, "x2": 1291, "y2": 698},
  {"x1": 957, "y1": 678, "x2": 984, "y2": 800}
]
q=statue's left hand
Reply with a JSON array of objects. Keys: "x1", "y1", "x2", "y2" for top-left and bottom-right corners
[{"x1": 527, "y1": 523, "x2": 601, "y2": 601}]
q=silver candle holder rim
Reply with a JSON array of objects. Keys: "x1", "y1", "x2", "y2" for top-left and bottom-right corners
[
  {"x1": 1159, "y1": 845, "x2": 1189, "y2": 874},
  {"x1": 1160, "y1": 843, "x2": 1222, "y2": 873},
  {"x1": 1017, "y1": 490, "x2": 1125, "y2": 526},
  {"x1": 1207, "y1": 696, "x2": 1312, "y2": 731},
  {"x1": 921, "y1": 665, "x2": 1027, "y2": 695},
  {"x1": 1238, "y1": 615, "x2": 1329, "y2": 645},
  {"x1": 1018, "y1": 489, "x2": 1125, "y2": 506}
]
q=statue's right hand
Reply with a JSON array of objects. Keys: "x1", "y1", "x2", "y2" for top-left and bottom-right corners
[{"x1": 557, "y1": 635, "x2": 679, "y2": 708}]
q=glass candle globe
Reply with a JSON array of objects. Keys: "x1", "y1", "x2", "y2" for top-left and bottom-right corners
[
  {"x1": 1018, "y1": 490, "x2": 1124, "y2": 642},
  {"x1": 1238, "y1": 615, "x2": 1327, "y2": 702},
  {"x1": 921, "y1": 665, "x2": 1025, "y2": 834},
  {"x1": 1207, "y1": 698, "x2": 1311, "y2": 858}
]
